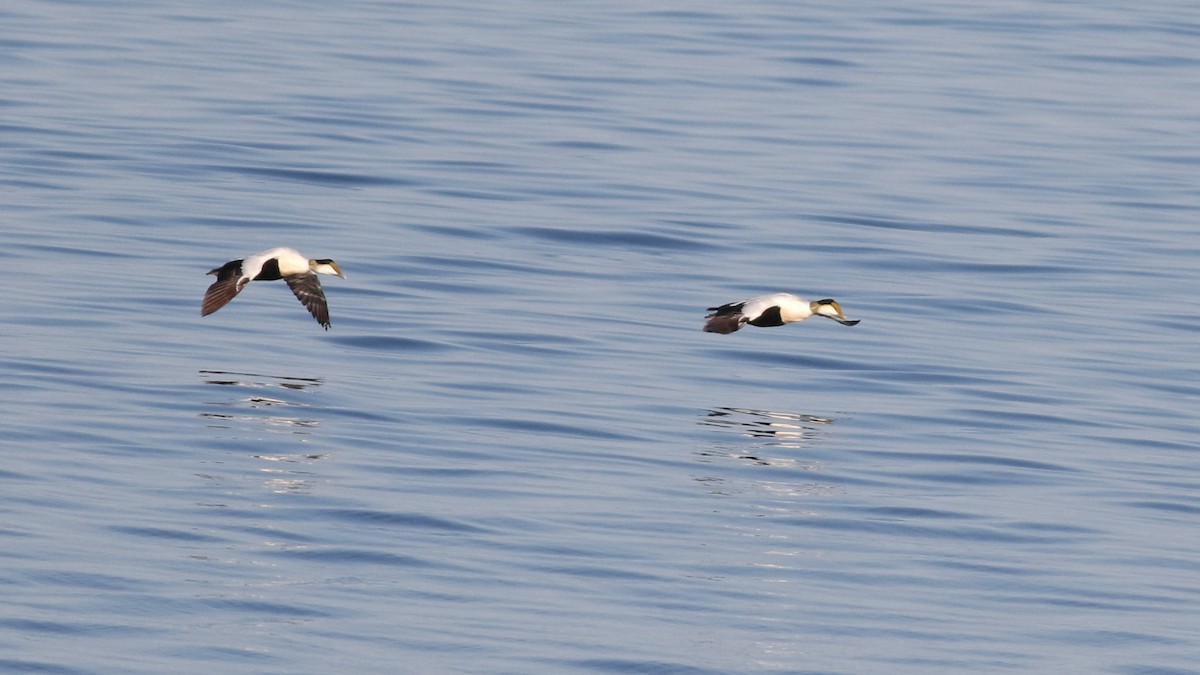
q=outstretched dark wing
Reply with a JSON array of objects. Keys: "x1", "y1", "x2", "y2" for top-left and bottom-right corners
[
  {"x1": 285, "y1": 272, "x2": 331, "y2": 329},
  {"x1": 704, "y1": 301, "x2": 748, "y2": 334},
  {"x1": 201, "y1": 260, "x2": 245, "y2": 316},
  {"x1": 704, "y1": 313, "x2": 747, "y2": 334}
]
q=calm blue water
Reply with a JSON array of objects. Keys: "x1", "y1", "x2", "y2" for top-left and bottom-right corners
[{"x1": 3, "y1": 1, "x2": 1199, "y2": 673}]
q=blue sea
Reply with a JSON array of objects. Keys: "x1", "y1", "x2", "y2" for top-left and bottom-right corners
[{"x1": 2, "y1": 1, "x2": 1199, "y2": 673}]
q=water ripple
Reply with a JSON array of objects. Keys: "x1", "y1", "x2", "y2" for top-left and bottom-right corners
[
  {"x1": 4, "y1": 2, "x2": 1199, "y2": 673},
  {"x1": 321, "y1": 509, "x2": 488, "y2": 534}
]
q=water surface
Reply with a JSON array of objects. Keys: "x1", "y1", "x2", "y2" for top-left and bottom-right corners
[{"x1": 2, "y1": 1, "x2": 1198, "y2": 673}]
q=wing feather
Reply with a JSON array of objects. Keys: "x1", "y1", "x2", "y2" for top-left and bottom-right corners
[
  {"x1": 704, "y1": 299, "x2": 748, "y2": 333},
  {"x1": 705, "y1": 301, "x2": 745, "y2": 316},
  {"x1": 285, "y1": 273, "x2": 331, "y2": 329},
  {"x1": 703, "y1": 313, "x2": 747, "y2": 333},
  {"x1": 201, "y1": 260, "x2": 245, "y2": 316}
]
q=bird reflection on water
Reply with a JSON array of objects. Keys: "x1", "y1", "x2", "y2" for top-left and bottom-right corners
[
  {"x1": 200, "y1": 369, "x2": 323, "y2": 392},
  {"x1": 700, "y1": 407, "x2": 835, "y2": 441},
  {"x1": 197, "y1": 370, "x2": 329, "y2": 494},
  {"x1": 696, "y1": 407, "x2": 839, "y2": 467},
  {"x1": 695, "y1": 407, "x2": 845, "y2": 501},
  {"x1": 200, "y1": 369, "x2": 324, "y2": 422}
]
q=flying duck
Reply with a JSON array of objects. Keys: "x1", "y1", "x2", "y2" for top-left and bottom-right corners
[
  {"x1": 201, "y1": 247, "x2": 346, "y2": 329},
  {"x1": 704, "y1": 293, "x2": 859, "y2": 334}
]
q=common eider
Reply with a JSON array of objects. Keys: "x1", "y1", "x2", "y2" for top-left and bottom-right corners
[
  {"x1": 201, "y1": 247, "x2": 346, "y2": 329},
  {"x1": 704, "y1": 293, "x2": 859, "y2": 334}
]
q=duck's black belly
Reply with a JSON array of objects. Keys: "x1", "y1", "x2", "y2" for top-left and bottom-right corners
[
  {"x1": 747, "y1": 305, "x2": 785, "y2": 328},
  {"x1": 253, "y1": 258, "x2": 283, "y2": 281}
]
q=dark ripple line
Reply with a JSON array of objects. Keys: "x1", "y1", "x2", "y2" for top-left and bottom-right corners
[
  {"x1": 859, "y1": 450, "x2": 1076, "y2": 473},
  {"x1": 0, "y1": 619, "x2": 88, "y2": 636},
  {"x1": 0, "y1": 658, "x2": 91, "y2": 675},
  {"x1": 108, "y1": 526, "x2": 226, "y2": 542},
  {"x1": 271, "y1": 548, "x2": 433, "y2": 567},
  {"x1": 853, "y1": 506, "x2": 978, "y2": 520},
  {"x1": 818, "y1": 213, "x2": 1049, "y2": 238},
  {"x1": 768, "y1": 76, "x2": 846, "y2": 88},
  {"x1": 26, "y1": 571, "x2": 140, "y2": 591},
  {"x1": 566, "y1": 658, "x2": 724, "y2": 675},
  {"x1": 715, "y1": 350, "x2": 865, "y2": 371},
  {"x1": 779, "y1": 56, "x2": 858, "y2": 68},
  {"x1": 468, "y1": 415, "x2": 644, "y2": 442},
  {"x1": 333, "y1": 335, "x2": 451, "y2": 352},
  {"x1": 322, "y1": 509, "x2": 487, "y2": 533},
  {"x1": 183, "y1": 215, "x2": 325, "y2": 231},
  {"x1": 409, "y1": 223, "x2": 503, "y2": 240},
  {"x1": 206, "y1": 164, "x2": 413, "y2": 187},
  {"x1": 200, "y1": 598, "x2": 331, "y2": 618},
  {"x1": 1126, "y1": 501, "x2": 1200, "y2": 515},
  {"x1": 540, "y1": 140, "x2": 633, "y2": 152},
  {"x1": 0, "y1": 617, "x2": 133, "y2": 637},
  {"x1": 530, "y1": 564, "x2": 661, "y2": 582},
  {"x1": 512, "y1": 226, "x2": 716, "y2": 251},
  {"x1": 780, "y1": 517, "x2": 1083, "y2": 544}
]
